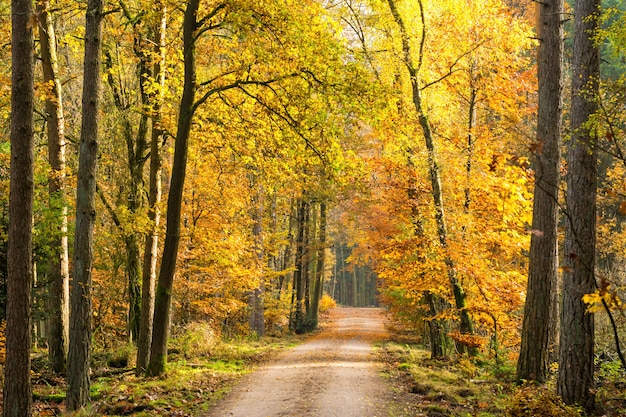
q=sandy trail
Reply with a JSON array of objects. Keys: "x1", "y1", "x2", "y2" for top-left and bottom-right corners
[{"x1": 202, "y1": 307, "x2": 391, "y2": 417}]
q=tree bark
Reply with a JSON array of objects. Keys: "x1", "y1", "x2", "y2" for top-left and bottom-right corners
[
  {"x1": 137, "y1": 3, "x2": 166, "y2": 375},
  {"x1": 290, "y1": 199, "x2": 307, "y2": 333},
  {"x1": 3, "y1": 0, "x2": 34, "y2": 414},
  {"x1": 308, "y1": 201, "x2": 327, "y2": 328},
  {"x1": 249, "y1": 174, "x2": 265, "y2": 336},
  {"x1": 67, "y1": 0, "x2": 103, "y2": 409},
  {"x1": 146, "y1": 0, "x2": 200, "y2": 376},
  {"x1": 37, "y1": 0, "x2": 70, "y2": 375},
  {"x1": 558, "y1": 0, "x2": 599, "y2": 411},
  {"x1": 517, "y1": 0, "x2": 563, "y2": 383}
]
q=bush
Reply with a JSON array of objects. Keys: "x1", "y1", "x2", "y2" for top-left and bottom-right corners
[
  {"x1": 319, "y1": 293, "x2": 337, "y2": 313},
  {"x1": 505, "y1": 384, "x2": 582, "y2": 417}
]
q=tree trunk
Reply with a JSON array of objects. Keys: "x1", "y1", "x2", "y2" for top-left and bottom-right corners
[
  {"x1": 290, "y1": 199, "x2": 307, "y2": 333},
  {"x1": 249, "y1": 175, "x2": 265, "y2": 336},
  {"x1": 137, "y1": 3, "x2": 166, "y2": 375},
  {"x1": 308, "y1": 201, "x2": 327, "y2": 328},
  {"x1": 3, "y1": 0, "x2": 34, "y2": 414},
  {"x1": 517, "y1": 0, "x2": 563, "y2": 384},
  {"x1": 558, "y1": 0, "x2": 599, "y2": 411},
  {"x1": 37, "y1": 0, "x2": 70, "y2": 375},
  {"x1": 67, "y1": 0, "x2": 103, "y2": 409},
  {"x1": 387, "y1": 0, "x2": 475, "y2": 352},
  {"x1": 146, "y1": 0, "x2": 199, "y2": 376}
]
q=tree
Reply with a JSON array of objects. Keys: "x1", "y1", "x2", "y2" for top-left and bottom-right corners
[
  {"x1": 2, "y1": 0, "x2": 34, "y2": 414},
  {"x1": 308, "y1": 201, "x2": 327, "y2": 329},
  {"x1": 386, "y1": 0, "x2": 475, "y2": 352},
  {"x1": 146, "y1": 0, "x2": 206, "y2": 376},
  {"x1": 67, "y1": 0, "x2": 104, "y2": 409},
  {"x1": 37, "y1": 0, "x2": 71, "y2": 375},
  {"x1": 558, "y1": 0, "x2": 600, "y2": 411},
  {"x1": 517, "y1": 0, "x2": 563, "y2": 383},
  {"x1": 136, "y1": 0, "x2": 167, "y2": 375}
]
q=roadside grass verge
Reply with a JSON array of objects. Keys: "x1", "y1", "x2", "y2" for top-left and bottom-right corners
[{"x1": 31, "y1": 324, "x2": 303, "y2": 416}]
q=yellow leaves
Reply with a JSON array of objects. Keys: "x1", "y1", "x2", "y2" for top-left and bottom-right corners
[{"x1": 582, "y1": 282, "x2": 624, "y2": 314}]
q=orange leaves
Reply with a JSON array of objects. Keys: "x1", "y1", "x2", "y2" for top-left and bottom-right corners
[{"x1": 449, "y1": 331, "x2": 485, "y2": 349}]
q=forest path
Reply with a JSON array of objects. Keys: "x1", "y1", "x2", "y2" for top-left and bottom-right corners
[{"x1": 202, "y1": 307, "x2": 392, "y2": 417}]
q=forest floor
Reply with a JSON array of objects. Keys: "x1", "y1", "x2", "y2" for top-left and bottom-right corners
[{"x1": 11, "y1": 307, "x2": 626, "y2": 416}]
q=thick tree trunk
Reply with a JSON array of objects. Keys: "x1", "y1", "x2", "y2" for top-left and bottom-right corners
[
  {"x1": 558, "y1": 0, "x2": 599, "y2": 411},
  {"x1": 37, "y1": 0, "x2": 70, "y2": 375},
  {"x1": 137, "y1": 3, "x2": 166, "y2": 375},
  {"x1": 387, "y1": 0, "x2": 474, "y2": 352},
  {"x1": 3, "y1": 0, "x2": 34, "y2": 414},
  {"x1": 146, "y1": 0, "x2": 199, "y2": 377},
  {"x1": 67, "y1": 0, "x2": 103, "y2": 410},
  {"x1": 517, "y1": 0, "x2": 563, "y2": 384}
]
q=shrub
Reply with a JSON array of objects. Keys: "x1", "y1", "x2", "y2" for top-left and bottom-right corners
[
  {"x1": 319, "y1": 293, "x2": 337, "y2": 313},
  {"x1": 505, "y1": 384, "x2": 582, "y2": 417}
]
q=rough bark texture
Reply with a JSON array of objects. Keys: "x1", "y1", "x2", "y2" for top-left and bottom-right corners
[
  {"x1": 3, "y1": 0, "x2": 34, "y2": 414},
  {"x1": 137, "y1": 4, "x2": 166, "y2": 375},
  {"x1": 146, "y1": 0, "x2": 199, "y2": 377},
  {"x1": 517, "y1": 0, "x2": 563, "y2": 383},
  {"x1": 557, "y1": 0, "x2": 599, "y2": 411},
  {"x1": 37, "y1": 0, "x2": 70, "y2": 375},
  {"x1": 67, "y1": 0, "x2": 103, "y2": 409}
]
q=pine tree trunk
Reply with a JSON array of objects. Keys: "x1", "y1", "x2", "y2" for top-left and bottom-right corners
[
  {"x1": 517, "y1": 0, "x2": 563, "y2": 383},
  {"x1": 37, "y1": 0, "x2": 70, "y2": 375},
  {"x1": 558, "y1": 0, "x2": 599, "y2": 410},
  {"x1": 67, "y1": 0, "x2": 103, "y2": 409},
  {"x1": 3, "y1": 0, "x2": 34, "y2": 414}
]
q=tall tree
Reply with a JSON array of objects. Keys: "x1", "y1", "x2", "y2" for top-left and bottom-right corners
[
  {"x1": 146, "y1": 0, "x2": 206, "y2": 376},
  {"x1": 37, "y1": 0, "x2": 71, "y2": 375},
  {"x1": 67, "y1": 0, "x2": 104, "y2": 409},
  {"x1": 308, "y1": 201, "x2": 327, "y2": 329},
  {"x1": 558, "y1": 0, "x2": 600, "y2": 410},
  {"x1": 386, "y1": 0, "x2": 475, "y2": 350},
  {"x1": 517, "y1": 0, "x2": 563, "y2": 383},
  {"x1": 136, "y1": 1, "x2": 167, "y2": 375},
  {"x1": 2, "y1": 0, "x2": 34, "y2": 413}
]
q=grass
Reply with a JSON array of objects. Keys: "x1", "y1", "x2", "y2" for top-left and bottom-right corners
[
  {"x1": 29, "y1": 327, "x2": 304, "y2": 417},
  {"x1": 378, "y1": 342, "x2": 515, "y2": 417}
]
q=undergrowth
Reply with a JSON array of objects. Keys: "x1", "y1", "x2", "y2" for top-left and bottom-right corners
[
  {"x1": 379, "y1": 340, "x2": 626, "y2": 417},
  {"x1": 28, "y1": 322, "x2": 302, "y2": 417}
]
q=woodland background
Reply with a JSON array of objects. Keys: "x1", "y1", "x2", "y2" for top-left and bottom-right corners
[{"x1": 1, "y1": 0, "x2": 626, "y2": 415}]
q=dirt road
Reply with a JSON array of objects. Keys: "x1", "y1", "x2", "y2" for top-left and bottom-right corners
[{"x1": 203, "y1": 308, "x2": 391, "y2": 417}]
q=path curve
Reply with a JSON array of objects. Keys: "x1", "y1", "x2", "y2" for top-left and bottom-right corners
[{"x1": 202, "y1": 307, "x2": 391, "y2": 417}]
